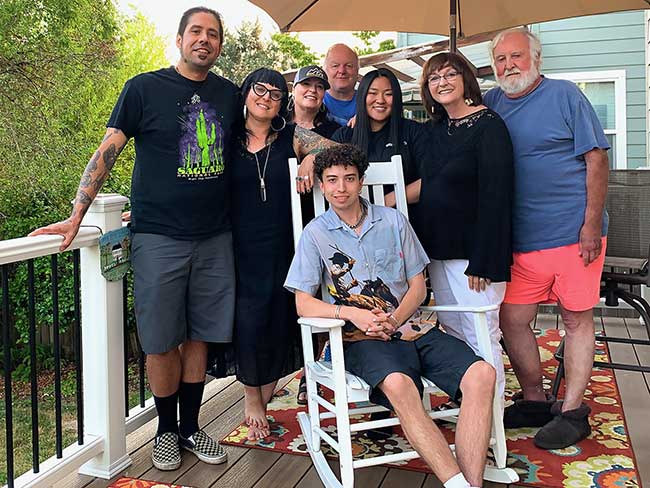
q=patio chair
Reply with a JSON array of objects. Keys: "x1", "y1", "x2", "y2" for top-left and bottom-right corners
[
  {"x1": 288, "y1": 156, "x2": 518, "y2": 488},
  {"x1": 551, "y1": 169, "x2": 650, "y2": 397}
]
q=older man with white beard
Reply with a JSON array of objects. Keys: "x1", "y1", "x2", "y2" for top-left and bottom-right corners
[{"x1": 483, "y1": 27, "x2": 610, "y2": 450}]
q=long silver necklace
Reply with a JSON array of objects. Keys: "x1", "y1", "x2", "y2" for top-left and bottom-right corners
[{"x1": 254, "y1": 143, "x2": 271, "y2": 202}]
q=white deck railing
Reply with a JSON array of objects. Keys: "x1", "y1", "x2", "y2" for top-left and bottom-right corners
[{"x1": 1, "y1": 194, "x2": 157, "y2": 488}]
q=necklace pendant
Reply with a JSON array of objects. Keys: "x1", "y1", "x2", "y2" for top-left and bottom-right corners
[{"x1": 260, "y1": 178, "x2": 267, "y2": 202}]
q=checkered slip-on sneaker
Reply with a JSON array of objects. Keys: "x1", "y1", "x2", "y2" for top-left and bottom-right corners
[
  {"x1": 179, "y1": 429, "x2": 227, "y2": 464},
  {"x1": 151, "y1": 432, "x2": 181, "y2": 471}
]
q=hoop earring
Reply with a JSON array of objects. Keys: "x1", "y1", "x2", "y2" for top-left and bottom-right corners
[
  {"x1": 287, "y1": 96, "x2": 295, "y2": 112},
  {"x1": 271, "y1": 116, "x2": 287, "y2": 132},
  {"x1": 319, "y1": 103, "x2": 326, "y2": 113},
  {"x1": 243, "y1": 105, "x2": 248, "y2": 119}
]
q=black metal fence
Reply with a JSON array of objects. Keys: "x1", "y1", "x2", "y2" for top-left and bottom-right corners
[{"x1": 1, "y1": 252, "x2": 148, "y2": 487}]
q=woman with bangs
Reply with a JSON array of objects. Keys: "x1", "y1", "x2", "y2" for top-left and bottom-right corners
[
  {"x1": 410, "y1": 52, "x2": 514, "y2": 403},
  {"x1": 331, "y1": 68, "x2": 429, "y2": 203},
  {"x1": 227, "y1": 68, "x2": 335, "y2": 441}
]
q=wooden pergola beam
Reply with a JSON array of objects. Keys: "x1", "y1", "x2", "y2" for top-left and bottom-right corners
[
  {"x1": 373, "y1": 63, "x2": 416, "y2": 82},
  {"x1": 358, "y1": 29, "x2": 501, "y2": 67}
]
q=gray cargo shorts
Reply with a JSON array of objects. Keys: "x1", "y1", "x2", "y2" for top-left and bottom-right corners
[{"x1": 131, "y1": 232, "x2": 235, "y2": 354}]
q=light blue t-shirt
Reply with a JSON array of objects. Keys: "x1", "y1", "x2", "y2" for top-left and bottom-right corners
[
  {"x1": 324, "y1": 91, "x2": 357, "y2": 126},
  {"x1": 484, "y1": 77, "x2": 609, "y2": 252},
  {"x1": 284, "y1": 202, "x2": 430, "y2": 341}
]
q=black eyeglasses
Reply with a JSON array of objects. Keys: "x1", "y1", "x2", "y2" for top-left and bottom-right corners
[
  {"x1": 428, "y1": 71, "x2": 460, "y2": 85},
  {"x1": 252, "y1": 83, "x2": 284, "y2": 101}
]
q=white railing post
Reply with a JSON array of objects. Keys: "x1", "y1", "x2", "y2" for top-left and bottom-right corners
[{"x1": 77, "y1": 193, "x2": 132, "y2": 478}]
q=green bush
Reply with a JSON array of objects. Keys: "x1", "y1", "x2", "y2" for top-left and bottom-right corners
[{"x1": 0, "y1": 0, "x2": 166, "y2": 367}]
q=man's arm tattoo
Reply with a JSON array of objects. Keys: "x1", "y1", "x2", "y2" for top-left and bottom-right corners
[
  {"x1": 79, "y1": 150, "x2": 100, "y2": 188},
  {"x1": 75, "y1": 189, "x2": 92, "y2": 206},
  {"x1": 294, "y1": 125, "x2": 336, "y2": 156},
  {"x1": 73, "y1": 139, "x2": 126, "y2": 213},
  {"x1": 102, "y1": 128, "x2": 120, "y2": 142}
]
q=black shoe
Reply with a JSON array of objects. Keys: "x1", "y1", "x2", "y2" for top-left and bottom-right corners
[
  {"x1": 179, "y1": 429, "x2": 227, "y2": 464},
  {"x1": 152, "y1": 432, "x2": 181, "y2": 471},
  {"x1": 504, "y1": 391, "x2": 555, "y2": 429},
  {"x1": 534, "y1": 401, "x2": 591, "y2": 450}
]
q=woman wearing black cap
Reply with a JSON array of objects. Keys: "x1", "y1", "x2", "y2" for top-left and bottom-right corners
[{"x1": 288, "y1": 65, "x2": 341, "y2": 139}]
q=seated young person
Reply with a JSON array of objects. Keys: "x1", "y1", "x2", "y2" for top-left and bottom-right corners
[{"x1": 284, "y1": 144, "x2": 497, "y2": 488}]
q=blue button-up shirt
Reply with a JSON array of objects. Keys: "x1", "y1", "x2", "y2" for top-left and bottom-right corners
[{"x1": 285, "y1": 201, "x2": 430, "y2": 341}]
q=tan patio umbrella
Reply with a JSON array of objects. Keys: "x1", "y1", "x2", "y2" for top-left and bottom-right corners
[{"x1": 250, "y1": 0, "x2": 649, "y2": 50}]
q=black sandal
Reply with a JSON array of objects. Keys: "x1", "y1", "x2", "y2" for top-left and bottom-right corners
[{"x1": 297, "y1": 375, "x2": 308, "y2": 405}]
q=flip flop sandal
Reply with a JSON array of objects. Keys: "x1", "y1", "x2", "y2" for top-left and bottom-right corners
[{"x1": 297, "y1": 375, "x2": 308, "y2": 405}]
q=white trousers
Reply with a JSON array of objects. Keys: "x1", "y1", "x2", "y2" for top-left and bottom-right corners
[{"x1": 428, "y1": 259, "x2": 506, "y2": 401}]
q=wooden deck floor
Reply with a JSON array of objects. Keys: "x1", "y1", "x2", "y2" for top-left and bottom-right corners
[{"x1": 59, "y1": 314, "x2": 650, "y2": 488}]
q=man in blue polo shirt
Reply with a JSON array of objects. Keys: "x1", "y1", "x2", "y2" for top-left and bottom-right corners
[{"x1": 285, "y1": 144, "x2": 496, "y2": 488}]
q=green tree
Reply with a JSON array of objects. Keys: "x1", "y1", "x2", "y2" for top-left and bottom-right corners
[
  {"x1": 352, "y1": 31, "x2": 396, "y2": 55},
  {"x1": 214, "y1": 20, "x2": 280, "y2": 85},
  {"x1": 271, "y1": 33, "x2": 318, "y2": 69},
  {"x1": 0, "y1": 0, "x2": 167, "y2": 352},
  {"x1": 214, "y1": 22, "x2": 320, "y2": 85}
]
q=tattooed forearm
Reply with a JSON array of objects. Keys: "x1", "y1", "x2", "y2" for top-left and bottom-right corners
[
  {"x1": 294, "y1": 125, "x2": 337, "y2": 157},
  {"x1": 76, "y1": 189, "x2": 92, "y2": 205},
  {"x1": 70, "y1": 130, "x2": 128, "y2": 222},
  {"x1": 103, "y1": 143, "x2": 121, "y2": 172}
]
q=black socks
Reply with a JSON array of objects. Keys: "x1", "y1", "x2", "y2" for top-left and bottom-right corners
[
  {"x1": 178, "y1": 381, "x2": 205, "y2": 439},
  {"x1": 154, "y1": 390, "x2": 179, "y2": 436}
]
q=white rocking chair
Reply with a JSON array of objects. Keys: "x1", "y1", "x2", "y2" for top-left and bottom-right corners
[{"x1": 288, "y1": 155, "x2": 518, "y2": 488}]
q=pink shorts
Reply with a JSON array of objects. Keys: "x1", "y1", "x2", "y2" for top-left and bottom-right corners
[{"x1": 504, "y1": 238, "x2": 607, "y2": 312}]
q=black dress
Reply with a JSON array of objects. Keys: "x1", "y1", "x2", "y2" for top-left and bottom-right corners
[
  {"x1": 230, "y1": 124, "x2": 303, "y2": 386},
  {"x1": 414, "y1": 109, "x2": 514, "y2": 282}
]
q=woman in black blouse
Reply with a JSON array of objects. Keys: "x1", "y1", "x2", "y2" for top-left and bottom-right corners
[{"x1": 411, "y1": 52, "x2": 514, "y2": 402}]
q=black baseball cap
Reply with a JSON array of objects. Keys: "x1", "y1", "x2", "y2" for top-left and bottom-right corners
[{"x1": 293, "y1": 65, "x2": 330, "y2": 90}]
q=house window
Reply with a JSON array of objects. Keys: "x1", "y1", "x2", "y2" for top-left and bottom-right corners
[{"x1": 546, "y1": 70, "x2": 627, "y2": 169}]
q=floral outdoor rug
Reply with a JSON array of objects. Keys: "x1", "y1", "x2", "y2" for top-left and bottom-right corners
[
  {"x1": 222, "y1": 329, "x2": 641, "y2": 487},
  {"x1": 108, "y1": 478, "x2": 192, "y2": 488}
]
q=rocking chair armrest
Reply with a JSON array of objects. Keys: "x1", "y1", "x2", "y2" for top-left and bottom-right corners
[
  {"x1": 298, "y1": 317, "x2": 346, "y2": 329},
  {"x1": 419, "y1": 304, "x2": 499, "y2": 313}
]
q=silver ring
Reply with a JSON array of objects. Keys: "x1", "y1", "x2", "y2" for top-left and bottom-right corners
[{"x1": 304, "y1": 174, "x2": 310, "y2": 180}]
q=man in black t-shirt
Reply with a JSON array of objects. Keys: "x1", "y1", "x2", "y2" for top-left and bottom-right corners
[{"x1": 30, "y1": 7, "x2": 237, "y2": 471}]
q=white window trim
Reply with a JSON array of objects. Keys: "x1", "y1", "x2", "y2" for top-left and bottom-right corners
[{"x1": 546, "y1": 70, "x2": 627, "y2": 169}]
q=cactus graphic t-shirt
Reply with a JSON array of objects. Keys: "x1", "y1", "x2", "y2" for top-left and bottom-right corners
[{"x1": 108, "y1": 67, "x2": 239, "y2": 240}]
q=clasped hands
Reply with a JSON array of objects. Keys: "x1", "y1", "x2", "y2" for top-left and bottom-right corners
[{"x1": 349, "y1": 307, "x2": 398, "y2": 341}]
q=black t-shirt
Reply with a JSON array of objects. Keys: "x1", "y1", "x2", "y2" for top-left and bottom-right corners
[
  {"x1": 414, "y1": 109, "x2": 514, "y2": 282},
  {"x1": 107, "y1": 67, "x2": 239, "y2": 240},
  {"x1": 331, "y1": 118, "x2": 428, "y2": 184}
]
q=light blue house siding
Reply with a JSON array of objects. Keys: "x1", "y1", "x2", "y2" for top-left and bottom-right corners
[
  {"x1": 531, "y1": 11, "x2": 647, "y2": 169},
  {"x1": 397, "y1": 11, "x2": 648, "y2": 169}
]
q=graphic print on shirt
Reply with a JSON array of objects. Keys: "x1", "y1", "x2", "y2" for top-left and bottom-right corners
[
  {"x1": 325, "y1": 244, "x2": 433, "y2": 342},
  {"x1": 177, "y1": 94, "x2": 226, "y2": 180}
]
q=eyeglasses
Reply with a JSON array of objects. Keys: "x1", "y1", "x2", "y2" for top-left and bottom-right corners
[
  {"x1": 252, "y1": 83, "x2": 284, "y2": 101},
  {"x1": 427, "y1": 71, "x2": 460, "y2": 85}
]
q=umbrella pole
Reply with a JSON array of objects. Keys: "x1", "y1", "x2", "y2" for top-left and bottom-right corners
[{"x1": 449, "y1": 0, "x2": 457, "y2": 52}]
